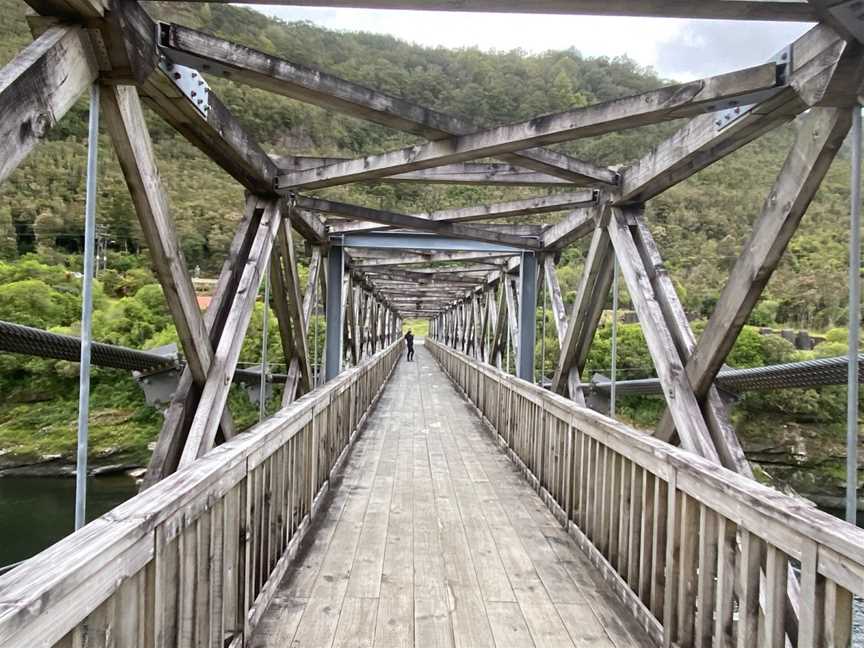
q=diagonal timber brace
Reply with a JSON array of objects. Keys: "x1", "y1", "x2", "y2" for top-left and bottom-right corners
[
  {"x1": 607, "y1": 207, "x2": 721, "y2": 462},
  {"x1": 656, "y1": 107, "x2": 854, "y2": 448},
  {"x1": 178, "y1": 199, "x2": 283, "y2": 468},
  {"x1": 276, "y1": 63, "x2": 783, "y2": 191},
  {"x1": 550, "y1": 218, "x2": 615, "y2": 404},
  {"x1": 141, "y1": 196, "x2": 262, "y2": 488}
]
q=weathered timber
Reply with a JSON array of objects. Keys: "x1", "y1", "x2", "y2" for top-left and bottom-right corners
[
  {"x1": 23, "y1": 0, "x2": 106, "y2": 17},
  {"x1": 102, "y1": 84, "x2": 218, "y2": 388},
  {"x1": 278, "y1": 158, "x2": 573, "y2": 186},
  {"x1": 421, "y1": 190, "x2": 596, "y2": 223},
  {"x1": 429, "y1": 339, "x2": 863, "y2": 648},
  {"x1": 282, "y1": 248, "x2": 321, "y2": 405},
  {"x1": 681, "y1": 107, "x2": 853, "y2": 404},
  {"x1": 329, "y1": 221, "x2": 547, "y2": 237},
  {"x1": 98, "y1": 1, "x2": 328, "y2": 244},
  {"x1": 296, "y1": 196, "x2": 541, "y2": 249},
  {"x1": 275, "y1": 63, "x2": 782, "y2": 190},
  {"x1": 162, "y1": 23, "x2": 619, "y2": 186},
  {"x1": 543, "y1": 257, "x2": 569, "y2": 346},
  {"x1": 141, "y1": 197, "x2": 263, "y2": 488},
  {"x1": 0, "y1": 26, "x2": 97, "y2": 186},
  {"x1": 542, "y1": 207, "x2": 600, "y2": 249},
  {"x1": 151, "y1": 0, "x2": 818, "y2": 21},
  {"x1": 178, "y1": 200, "x2": 282, "y2": 467},
  {"x1": 350, "y1": 251, "x2": 517, "y2": 268},
  {"x1": 624, "y1": 215, "x2": 751, "y2": 477},
  {"x1": 617, "y1": 24, "x2": 848, "y2": 205},
  {"x1": 607, "y1": 208, "x2": 720, "y2": 463},
  {"x1": 275, "y1": 216, "x2": 313, "y2": 391},
  {"x1": 550, "y1": 222, "x2": 614, "y2": 399},
  {"x1": 0, "y1": 343, "x2": 402, "y2": 648}
]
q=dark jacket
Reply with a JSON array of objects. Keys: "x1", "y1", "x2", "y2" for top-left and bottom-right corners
[{"x1": 405, "y1": 333, "x2": 414, "y2": 349}]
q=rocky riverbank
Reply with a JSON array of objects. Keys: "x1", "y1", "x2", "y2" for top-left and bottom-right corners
[{"x1": 0, "y1": 446, "x2": 147, "y2": 478}]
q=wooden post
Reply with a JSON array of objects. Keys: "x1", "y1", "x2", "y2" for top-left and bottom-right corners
[{"x1": 0, "y1": 26, "x2": 97, "y2": 186}]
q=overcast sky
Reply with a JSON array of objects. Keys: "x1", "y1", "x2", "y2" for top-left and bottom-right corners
[{"x1": 250, "y1": 6, "x2": 813, "y2": 81}]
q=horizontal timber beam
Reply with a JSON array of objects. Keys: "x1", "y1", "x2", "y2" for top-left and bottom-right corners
[
  {"x1": 351, "y1": 252, "x2": 515, "y2": 268},
  {"x1": 278, "y1": 157, "x2": 573, "y2": 186},
  {"x1": 160, "y1": 23, "x2": 617, "y2": 186},
  {"x1": 341, "y1": 232, "x2": 526, "y2": 253},
  {"x1": 152, "y1": 1, "x2": 818, "y2": 21},
  {"x1": 300, "y1": 196, "x2": 541, "y2": 249},
  {"x1": 422, "y1": 190, "x2": 597, "y2": 223},
  {"x1": 276, "y1": 63, "x2": 783, "y2": 191},
  {"x1": 329, "y1": 223, "x2": 548, "y2": 238}
]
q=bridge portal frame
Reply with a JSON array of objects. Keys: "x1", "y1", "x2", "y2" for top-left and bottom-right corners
[{"x1": 2, "y1": 0, "x2": 864, "y2": 646}]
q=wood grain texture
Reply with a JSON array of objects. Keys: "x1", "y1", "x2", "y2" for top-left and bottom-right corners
[
  {"x1": 0, "y1": 26, "x2": 96, "y2": 185},
  {"x1": 248, "y1": 343, "x2": 644, "y2": 647}
]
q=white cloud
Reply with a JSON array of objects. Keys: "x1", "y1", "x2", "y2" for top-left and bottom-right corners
[{"x1": 249, "y1": 5, "x2": 812, "y2": 81}]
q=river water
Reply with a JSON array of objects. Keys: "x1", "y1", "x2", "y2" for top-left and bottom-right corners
[
  {"x1": 0, "y1": 475, "x2": 861, "y2": 641},
  {"x1": 0, "y1": 475, "x2": 138, "y2": 567}
]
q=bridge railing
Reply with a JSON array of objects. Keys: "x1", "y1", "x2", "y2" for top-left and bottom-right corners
[
  {"x1": 427, "y1": 339, "x2": 864, "y2": 648},
  {"x1": 0, "y1": 340, "x2": 402, "y2": 648}
]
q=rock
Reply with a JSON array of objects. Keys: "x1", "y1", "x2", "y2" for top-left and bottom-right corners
[{"x1": 91, "y1": 464, "x2": 136, "y2": 476}]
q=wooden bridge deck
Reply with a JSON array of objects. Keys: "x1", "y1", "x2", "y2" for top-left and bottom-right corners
[{"x1": 250, "y1": 342, "x2": 648, "y2": 648}]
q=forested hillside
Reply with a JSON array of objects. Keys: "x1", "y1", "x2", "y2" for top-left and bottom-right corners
[{"x1": 0, "y1": 1, "x2": 859, "y2": 501}]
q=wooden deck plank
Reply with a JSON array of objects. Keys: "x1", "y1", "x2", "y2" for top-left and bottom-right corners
[{"x1": 249, "y1": 343, "x2": 652, "y2": 648}]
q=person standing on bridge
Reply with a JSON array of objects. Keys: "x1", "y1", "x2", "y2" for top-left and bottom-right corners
[{"x1": 405, "y1": 330, "x2": 415, "y2": 361}]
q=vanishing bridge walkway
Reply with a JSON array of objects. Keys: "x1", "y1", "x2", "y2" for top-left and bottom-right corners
[
  {"x1": 250, "y1": 342, "x2": 643, "y2": 648},
  {"x1": 4, "y1": 1, "x2": 864, "y2": 646},
  {"x1": 2, "y1": 339, "x2": 863, "y2": 648}
]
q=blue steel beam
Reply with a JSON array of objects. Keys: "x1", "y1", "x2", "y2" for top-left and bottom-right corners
[
  {"x1": 341, "y1": 232, "x2": 528, "y2": 253},
  {"x1": 325, "y1": 243, "x2": 345, "y2": 381},
  {"x1": 516, "y1": 252, "x2": 538, "y2": 381}
]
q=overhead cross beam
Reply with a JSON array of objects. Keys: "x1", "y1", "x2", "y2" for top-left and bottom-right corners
[
  {"x1": 278, "y1": 158, "x2": 573, "y2": 187},
  {"x1": 276, "y1": 63, "x2": 783, "y2": 191},
  {"x1": 616, "y1": 24, "x2": 849, "y2": 205},
  {"x1": 152, "y1": 0, "x2": 818, "y2": 21},
  {"x1": 160, "y1": 23, "x2": 619, "y2": 187},
  {"x1": 328, "y1": 191, "x2": 595, "y2": 235},
  {"x1": 297, "y1": 196, "x2": 542, "y2": 250}
]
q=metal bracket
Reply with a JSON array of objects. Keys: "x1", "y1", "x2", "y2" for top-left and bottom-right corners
[
  {"x1": 158, "y1": 56, "x2": 210, "y2": 118},
  {"x1": 713, "y1": 45, "x2": 792, "y2": 131},
  {"x1": 238, "y1": 366, "x2": 273, "y2": 407},
  {"x1": 132, "y1": 344, "x2": 180, "y2": 408},
  {"x1": 586, "y1": 374, "x2": 612, "y2": 415}
]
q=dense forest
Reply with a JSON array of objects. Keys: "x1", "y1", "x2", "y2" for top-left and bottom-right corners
[{"x1": 0, "y1": 1, "x2": 859, "y2": 503}]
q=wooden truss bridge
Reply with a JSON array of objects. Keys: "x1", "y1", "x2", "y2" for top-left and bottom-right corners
[{"x1": 1, "y1": 1, "x2": 864, "y2": 647}]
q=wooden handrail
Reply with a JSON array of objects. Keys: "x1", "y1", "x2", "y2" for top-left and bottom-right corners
[
  {"x1": 427, "y1": 338, "x2": 863, "y2": 648},
  {"x1": 0, "y1": 341, "x2": 402, "y2": 648}
]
